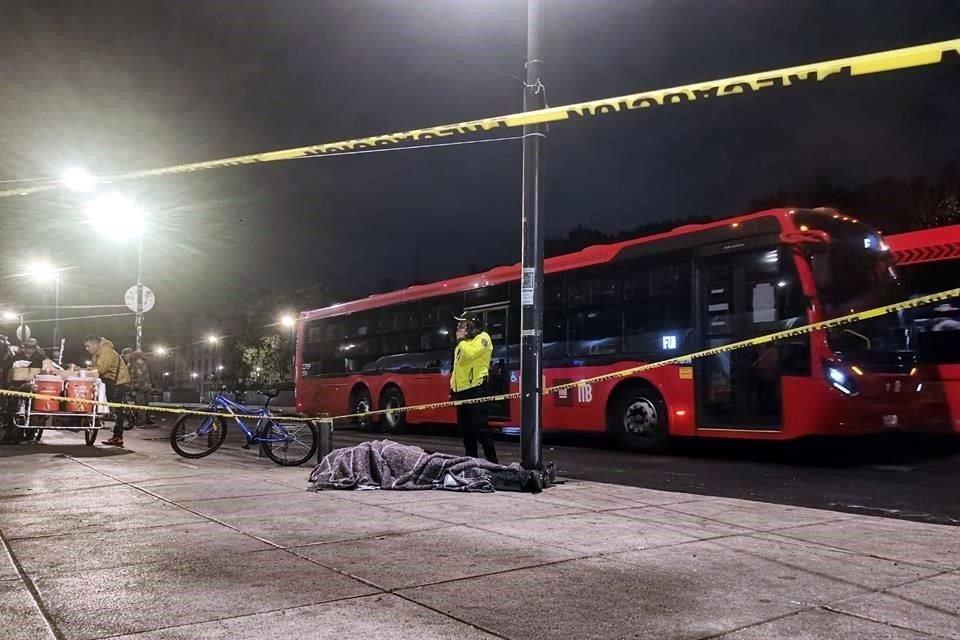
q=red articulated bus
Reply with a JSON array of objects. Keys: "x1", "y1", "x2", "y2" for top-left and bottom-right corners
[
  {"x1": 887, "y1": 224, "x2": 960, "y2": 433},
  {"x1": 296, "y1": 208, "x2": 950, "y2": 451}
]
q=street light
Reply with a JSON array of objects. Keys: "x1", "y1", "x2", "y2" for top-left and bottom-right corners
[
  {"x1": 154, "y1": 346, "x2": 168, "y2": 357},
  {"x1": 2, "y1": 311, "x2": 19, "y2": 322},
  {"x1": 86, "y1": 193, "x2": 148, "y2": 350},
  {"x1": 280, "y1": 315, "x2": 295, "y2": 328},
  {"x1": 28, "y1": 261, "x2": 63, "y2": 354},
  {"x1": 85, "y1": 193, "x2": 145, "y2": 240},
  {"x1": 217, "y1": 365, "x2": 225, "y2": 372},
  {"x1": 62, "y1": 167, "x2": 96, "y2": 193},
  {"x1": 207, "y1": 335, "x2": 219, "y2": 345},
  {"x1": 190, "y1": 372, "x2": 199, "y2": 379}
]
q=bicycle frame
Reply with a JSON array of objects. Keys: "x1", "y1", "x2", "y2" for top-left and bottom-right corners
[{"x1": 205, "y1": 393, "x2": 291, "y2": 443}]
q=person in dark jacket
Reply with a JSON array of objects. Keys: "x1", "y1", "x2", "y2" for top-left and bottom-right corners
[{"x1": 15, "y1": 338, "x2": 46, "y2": 368}]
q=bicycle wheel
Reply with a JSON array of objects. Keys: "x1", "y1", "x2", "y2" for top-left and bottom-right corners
[
  {"x1": 170, "y1": 414, "x2": 228, "y2": 458},
  {"x1": 259, "y1": 418, "x2": 318, "y2": 466}
]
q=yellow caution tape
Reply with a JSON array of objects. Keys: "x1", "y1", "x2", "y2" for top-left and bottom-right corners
[
  {"x1": 329, "y1": 285, "x2": 960, "y2": 421},
  {"x1": 0, "y1": 388, "x2": 319, "y2": 422},
  {"x1": 3, "y1": 286, "x2": 957, "y2": 430},
  {"x1": 1, "y1": 38, "x2": 957, "y2": 199}
]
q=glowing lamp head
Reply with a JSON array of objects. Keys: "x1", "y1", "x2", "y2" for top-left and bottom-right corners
[{"x1": 85, "y1": 193, "x2": 146, "y2": 240}]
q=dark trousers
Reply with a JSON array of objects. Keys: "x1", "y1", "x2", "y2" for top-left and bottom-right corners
[
  {"x1": 455, "y1": 385, "x2": 498, "y2": 463},
  {"x1": 104, "y1": 381, "x2": 129, "y2": 437}
]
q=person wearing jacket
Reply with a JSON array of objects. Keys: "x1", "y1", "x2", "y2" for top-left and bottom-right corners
[
  {"x1": 15, "y1": 338, "x2": 46, "y2": 368},
  {"x1": 450, "y1": 311, "x2": 498, "y2": 463},
  {"x1": 84, "y1": 335, "x2": 131, "y2": 447},
  {"x1": 127, "y1": 351, "x2": 155, "y2": 426}
]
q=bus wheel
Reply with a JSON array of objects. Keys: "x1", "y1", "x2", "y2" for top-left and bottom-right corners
[
  {"x1": 350, "y1": 388, "x2": 376, "y2": 432},
  {"x1": 380, "y1": 387, "x2": 408, "y2": 434},
  {"x1": 607, "y1": 385, "x2": 669, "y2": 453}
]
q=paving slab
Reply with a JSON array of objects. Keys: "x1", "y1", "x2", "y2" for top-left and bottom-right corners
[
  {"x1": 473, "y1": 508, "x2": 746, "y2": 555},
  {"x1": 383, "y1": 490, "x2": 588, "y2": 525},
  {"x1": 34, "y1": 549, "x2": 378, "y2": 640},
  {"x1": 610, "y1": 536, "x2": 905, "y2": 607},
  {"x1": 10, "y1": 520, "x2": 274, "y2": 576},
  {"x1": 830, "y1": 571, "x2": 960, "y2": 640},
  {"x1": 72, "y1": 457, "x2": 226, "y2": 484},
  {"x1": 533, "y1": 482, "x2": 702, "y2": 510},
  {"x1": 771, "y1": 517, "x2": 960, "y2": 570},
  {"x1": 627, "y1": 533, "x2": 938, "y2": 594},
  {"x1": 0, "y1": 464, "x2": 121, "y2": 499},
  {"x1": 661, "y1": 497, "x2": 851, "y2": 531},
  {"x1": 133, "y1": 475, "x2": 302, "y2": 502},
  {"x1": 109, "y1": 593, "x2": 498, "y2": 640},
  {"x1": 715, "y1": 608, "x2": 937, "y2": 639},
  {"x1": 400, "y1": 555, "x2": 805, "y2": 640},
  {"x1": 321, "y1": 487, "x2": 483, "y2": 506},
  {"x1": 0, "y1": 579, "x2": 52, "y2": 640},
  {"x1": 179, "y1": 492, "x2": 446, "y2": 547},
  {"x1": 295, "y1": 524, "x2": 582, "y2": 590},
  {"x1": 1, "y1": 495, "x2": 206, "y2": 541},
  {"x1": 0, "y1": 484, "x2": 159, "y2": 515}
]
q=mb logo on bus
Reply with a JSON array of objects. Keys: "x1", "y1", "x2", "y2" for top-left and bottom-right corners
[{"x1": 555, "y1": 380, "x2": 593, "y2": 406}]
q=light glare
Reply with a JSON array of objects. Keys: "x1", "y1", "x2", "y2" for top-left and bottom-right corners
[{"x1": 86, "y1": 193, "x2": 146, "y2": 240}]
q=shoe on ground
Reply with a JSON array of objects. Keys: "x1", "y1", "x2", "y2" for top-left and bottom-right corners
[{"x1": 102, "y1": 437, "x2": 124, "y2": 447}]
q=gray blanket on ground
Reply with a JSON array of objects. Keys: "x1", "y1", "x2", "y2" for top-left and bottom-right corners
[{"x1": 308, "y1": 440, "x2": 531, "y2": 492}]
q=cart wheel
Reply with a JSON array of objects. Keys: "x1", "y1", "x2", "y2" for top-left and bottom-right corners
[{"x1": 85, "y1": 429, "x2": 98, "y2": 446}]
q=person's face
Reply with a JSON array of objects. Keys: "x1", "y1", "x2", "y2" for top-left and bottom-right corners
[{"x1": 84, "y1": 341, "x2": 98, "y2": 355}]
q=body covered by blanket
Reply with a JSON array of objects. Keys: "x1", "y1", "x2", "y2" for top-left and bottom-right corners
[{"x1": 308, "y1": 440, "x2": 541, "y2": 493}]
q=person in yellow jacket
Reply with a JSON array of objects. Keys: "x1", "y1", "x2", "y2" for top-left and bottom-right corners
[
  {"x1": 84, "y1": 335, "x2": 131, "y2": 447},
  {"x1": 450, "y1": 311, "x2": 498, "y2": 463}
]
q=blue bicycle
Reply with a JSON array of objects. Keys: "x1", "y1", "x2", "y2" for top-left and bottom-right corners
[{"x1": 169, "y1": 389, "x2": 318, "y2": 466}]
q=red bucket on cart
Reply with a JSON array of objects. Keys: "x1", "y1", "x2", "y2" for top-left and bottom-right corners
[
  {"x1": 65, "y1": 377, "x2": 97, "y2": 413},
  {"x1": 34, "y1": 375, "x2": 63, "y2": 412}
]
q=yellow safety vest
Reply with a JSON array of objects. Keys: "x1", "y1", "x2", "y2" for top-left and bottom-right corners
[{"x1": 450, "y1": 331, "x2": 493, "y2": 393}]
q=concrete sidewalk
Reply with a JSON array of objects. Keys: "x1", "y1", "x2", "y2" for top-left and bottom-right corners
[{"x1": 1, "y1": 430, "x2": 957, "y2": 640}]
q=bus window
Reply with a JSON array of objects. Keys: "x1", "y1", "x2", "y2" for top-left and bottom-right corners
[{"x1": 569, "y1": 309, "x2": 620, "y2": 356}]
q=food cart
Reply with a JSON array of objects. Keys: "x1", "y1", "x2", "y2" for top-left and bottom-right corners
[{"x1": 10, "y1": 364, "x2": 106, "y2": 446}]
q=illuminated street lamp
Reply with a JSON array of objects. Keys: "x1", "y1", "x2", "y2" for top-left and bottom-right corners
[
  {"x1": 217, "y1": 365, "x2": 225, "y2": 372},
  {"x1": 85, "y1": 193, "x2": 145, "y2": 241},
  {"x1": 86, "y1": 193, "x2": 149, "y2": 350},
  {"x1": 190, "y1": 372, "x2": 199, "y2": 379},
  {"x1": 62, "y1": 167, "x2": 96, "y2": 193},
  {"x1": 207, "y1": 335, "x2": 219, "y2": 345},
  {"x1": 280, "y1": 314, "x2": 295, "y2": 328},
  {"x1": 2, "y1": 311, "x2": 19, "y2": 322},
  {"x1": 154, "y1": 346, "x2": 168, "y2": 357},
  {"x1": 28, "y1": 261, "x2": 63, "y2": 352}
]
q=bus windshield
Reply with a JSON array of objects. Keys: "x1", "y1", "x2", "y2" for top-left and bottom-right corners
[{"x1": 793, "y1": 213, "x2": 909, "y2": 356}]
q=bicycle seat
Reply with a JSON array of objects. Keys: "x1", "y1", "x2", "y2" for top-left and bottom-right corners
[{"x1": 258, "y1": 389, "x2": 280, "y2": 399}]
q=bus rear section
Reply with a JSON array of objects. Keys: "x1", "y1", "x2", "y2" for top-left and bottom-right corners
[
  {"x1": 295, "y1": 208, "x2": 944, "y2": 450},
  {"x1": 888, "y1": 224, "x2": 960, "y2": 433}
]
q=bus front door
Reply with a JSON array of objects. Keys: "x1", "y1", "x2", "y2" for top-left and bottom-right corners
[{"x1": 695, "y1": 249, "x2": 784, "y2": 430}]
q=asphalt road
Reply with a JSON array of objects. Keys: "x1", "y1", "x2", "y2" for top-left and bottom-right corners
[{"x1": 330, "y1": 426, "x2": 960, "y2": 526}]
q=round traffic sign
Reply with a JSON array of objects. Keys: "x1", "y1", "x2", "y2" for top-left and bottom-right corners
[
  {"x1": 15, "y1": 325, "x2": 31, "y2": 342},
  {"x1": 125, "y1": 285, "x2": 156, "y2": 313}
]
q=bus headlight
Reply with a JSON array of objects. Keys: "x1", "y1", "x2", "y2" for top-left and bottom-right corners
[{"x1": 825, "y1": 365, "x2": 859, "y2": 397}]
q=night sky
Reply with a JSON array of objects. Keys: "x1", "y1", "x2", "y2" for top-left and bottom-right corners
[{"x1": 1, "y1": 0, "x2": 958, "y2": 356}]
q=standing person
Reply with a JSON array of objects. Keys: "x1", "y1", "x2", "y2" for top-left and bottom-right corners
[
  {"x1": 450, "y1": 311, "x2": 498, "y2": 463},
  {"x1": 14, "y1": 338, "x2": 46, "y2": 367},
  {"x1": 84, "y1": 335, "x2": 131, "y2": 447},
  {"x1": 128, "y1": 351, "x2": 155, "y2": 427}
]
